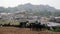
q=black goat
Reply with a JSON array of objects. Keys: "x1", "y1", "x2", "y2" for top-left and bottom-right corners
[
  {"x1": 29, "y1": 23, "x2": 46, "y2": 31},
  {"x1": 19, "y1": 21, "x2": 29, "y2": 28}
]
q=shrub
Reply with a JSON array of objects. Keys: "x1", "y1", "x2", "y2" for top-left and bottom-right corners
[
  {"x1": 54, "y1": 27, "x2": 60, "y2": 32},
  {"x1": 51, "y1": 27, "x2": 60, "y2": 32}
]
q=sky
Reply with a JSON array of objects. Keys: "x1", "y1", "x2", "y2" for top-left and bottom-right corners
[{"x1": 0, "y1": 0, "x2": 60, "y2": 9}]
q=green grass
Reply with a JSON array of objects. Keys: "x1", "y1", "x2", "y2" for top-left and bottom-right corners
[
  {"x1": 0, "y1": 20, "x2": 20, "y2": 25},
  {"x1": 50, "y1": 27, "x2": 60, "y2": 32}
]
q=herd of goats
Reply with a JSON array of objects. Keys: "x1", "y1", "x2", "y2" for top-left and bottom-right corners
[
  {"x1": 0, "y1": 21, "x2": 51, "y2": 31},
  {"x1": 0, "y1": 17, "x2": 60, "y2": 31}
]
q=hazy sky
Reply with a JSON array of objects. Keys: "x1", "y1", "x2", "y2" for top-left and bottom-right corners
[{"x1": 0, "y1": 0, "x2": 60, "y2": 9}]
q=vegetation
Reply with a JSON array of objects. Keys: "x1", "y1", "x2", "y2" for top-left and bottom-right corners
[
  {"x1": 49, "y1": 27, "x2": 60, "y2": 32},
  {"x1": 0, "y1": 20, "x2": 20, "y2": 25},
  {"x1": 0, "y1": 3, "x2": 60, "y2": 17}
]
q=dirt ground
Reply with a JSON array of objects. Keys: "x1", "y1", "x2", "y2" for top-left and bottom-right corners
[{"x1": 0, "y1": 27, "x2": 60, "y2": 34}]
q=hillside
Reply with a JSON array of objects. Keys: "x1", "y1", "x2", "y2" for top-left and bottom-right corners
[{"x1": 0, "y1": 3, "x2": 60, "y2": 16}]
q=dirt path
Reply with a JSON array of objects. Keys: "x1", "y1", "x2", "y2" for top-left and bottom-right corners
[{"x1": 0, "y1": 27, "x2": 60, "y2": 34}]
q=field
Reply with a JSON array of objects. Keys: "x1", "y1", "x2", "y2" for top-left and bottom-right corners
[{"x1": 0, "y1": 27, "x2": 60, "y2": 34}]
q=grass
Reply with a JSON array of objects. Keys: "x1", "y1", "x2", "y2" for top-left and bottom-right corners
[
  {"x1": 50, "y1": 27, "x2": 60, "y2": 32},
  {"x1": 0, "y1": 20, "x2": 20, "y2": 25}
]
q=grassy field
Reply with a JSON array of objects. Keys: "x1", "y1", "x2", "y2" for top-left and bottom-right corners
[
  {"x1": 0, "y1": 20, "x2": 20, "y2": 25},
  {"x1": 0, "y1": 20, "x2": 60, "y2": 34},
  {"x1": 0, "y1": 27, "x2": 60, "y2": 34}
]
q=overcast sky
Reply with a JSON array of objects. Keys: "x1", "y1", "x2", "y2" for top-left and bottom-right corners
[{"x1": 0, "y1": 0, "x2": 60, "y2": 9}]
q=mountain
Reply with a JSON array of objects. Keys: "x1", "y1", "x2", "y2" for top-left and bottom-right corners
[
  {"x1": 17, "y1": 3, "x2": 56, "y2": 12},
  {"x1": 0, "y1": 3, "x2": 58, "y2": 13},
  {"x1": 0, "y1": 3, "x2": 60, "y2": 16}
]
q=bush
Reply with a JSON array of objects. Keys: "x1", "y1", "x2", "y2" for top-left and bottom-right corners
[
  {"x1": 54, "y1": 27, "x2": 60, "y2": 32},
  {"x1": 51, "y1": 27, "x2": 60, "y2": 32}
]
